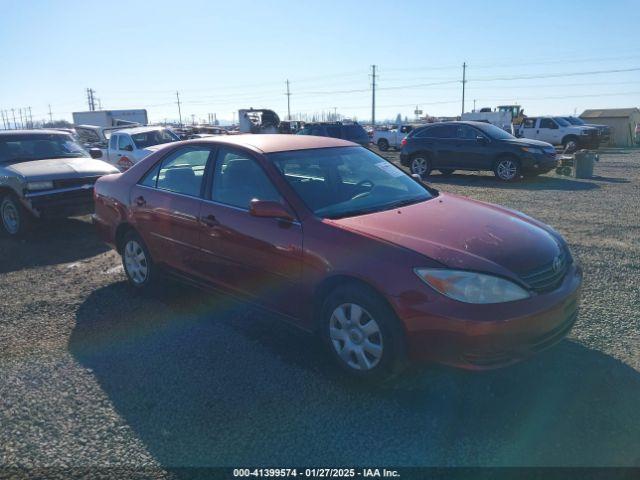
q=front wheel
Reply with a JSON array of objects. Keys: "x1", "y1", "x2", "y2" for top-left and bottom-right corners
[
  {"x1": 562, "y1": 136, "x2": 579, "y2": 153},
  {"x1": 321, "y1": 284, "x2": 407, "y2": 382},
  {"x1": 494, "y1": 157, "x2": 521, "y2": 182},
  {"x1": 410, "y1": 155, "x2": 431, "y2": 178},
  {"x1": 121, "y1": 231, "x2": 158, "y2": 291},
  {"x1": 377, "y1": 139, "x2": 389, "y2": 151},
  {"x1": 1, "y1": 193, "x2": 32, "y2": 237}
]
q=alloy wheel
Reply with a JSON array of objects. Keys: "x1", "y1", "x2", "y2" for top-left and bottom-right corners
[
  {"x1": 411, "y1": 157, "x2": 428, "y2": 176},
  {"x1": 329, "y1": 303, "x2": 383, "y2": 371},
  {"x1": 124, "y1": 240, "x2": 148, "y2": 285},
  {"x1": 497, "y1": 159, "x2": 518, "y2": 180},
  {"x1": 1, "y1": 199, "x2": 20, "y2": 235}
]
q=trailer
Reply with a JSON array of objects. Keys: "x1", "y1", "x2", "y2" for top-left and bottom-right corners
[{"x1": 72, "y1": 109, "x2": 148, "y2": 128}]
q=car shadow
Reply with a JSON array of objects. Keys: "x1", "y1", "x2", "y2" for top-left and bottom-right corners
[
  {"x1": 425, "y1": 173, "x2": 600, "y2": 191},
  {"x1": 0, "y1": 217, "x2": 110, "y2": 274},
  {"x1": 69, "y1": 283, "x2": 640, "y2": 468}
]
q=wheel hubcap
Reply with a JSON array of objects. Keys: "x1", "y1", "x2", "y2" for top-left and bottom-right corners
[
  {"x1": 1, "y1": 201, "x2": 19, "y2": 234},
  {"x1": 411, "y1": 158, "x2": 427, "y2": 175},
  {"x1": 124, "y1": 240, "x2": 148, "y2": 285},
  {"x1": 329, "y1": 303, "x2": 383, "y2": 371},
  {"x1": 497, "y1": 160, "x2": 517, "y2": 180}
]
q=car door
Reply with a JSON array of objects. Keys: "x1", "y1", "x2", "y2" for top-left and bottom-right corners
[
  {"x1": 115, "y1": 134, "x2": 136, "y2": 170},
  {"x1": 520, "y1": 117, "x2": 538, "y2": 140},
  {"x1": 537, "y1": 118, "x2": 562, "y2": 145},
  {"x1": 426, "y1": 124, "x2": 457, "y2": 169},
  {"x1": 195, "y1": 146, "x2": 304, "y2": 319},
  {"x1": 451, "y1": 124, "x2": 490, "y2": 170},
  {"x1": 129, "y1": 145, "x2": 213, "y2": 274}
]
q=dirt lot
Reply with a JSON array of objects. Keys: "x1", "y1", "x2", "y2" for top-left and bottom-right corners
[{"x1": 1, "y1": 149, "x2": 639, "y2": 472}]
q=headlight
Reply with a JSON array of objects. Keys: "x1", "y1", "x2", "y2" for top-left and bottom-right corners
[
  {"x1": 414, "y1": 268, "x2": 530, "y2": 304},
  {"x1": 520, "y1": 146, "x2": 542, "y2": 153},
  {"x1": 26, "y1": 181, "x2": 54, "y2": 191}
]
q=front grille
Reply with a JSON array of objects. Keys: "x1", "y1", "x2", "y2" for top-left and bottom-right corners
[
  {"x1": 53, "y1": 176, "x2": 101, "y2": 189},
  {"x1": 520, "y1": 250, "x2": 570, "y2": 293}
]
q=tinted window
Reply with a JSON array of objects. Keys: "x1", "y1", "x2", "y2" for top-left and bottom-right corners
[
  {"x1": 269, "y1": 146, "x2": 433, "y2": 219},
  {"x1": 540, "y1": 118, "x2": 557, "y2": 129},
  {"x1": 456, "y1": 124, "x2": 479, "y2": 139},
  {"x1": 416, "y1": 125, "x2": 455, "y2": 139},
  {"x1": 156, "y1": 147, "x2": 211, "y2": 197},
  {"x1": 131, "y1": 129, "x2": 179, "y2": 149},
  {"x1": 212, "y1": 148, "x2": 280, "y2": 209},
  {"x1": 0, "y1": 134, "x2": 87, "y2": 163}
]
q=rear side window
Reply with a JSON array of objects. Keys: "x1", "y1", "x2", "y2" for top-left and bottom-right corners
[
  {"x1": 413, "y1": 125, "x2": 455, "y2": 138},
  {"x1": 540, "y1": 118, "x2": 557, "y2": 129},
  {"x1": 153, "y1": 146, "x2": 212, "y2": 197}
]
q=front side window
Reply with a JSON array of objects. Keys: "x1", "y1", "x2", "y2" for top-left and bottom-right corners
[
  {"x1": 269, "y1": 146, "x2": 433, "y2": 219},
  {"x1": 211, "y1": 148, "x2": 280, "y2": 209},
  {"x1": 131, "y1": 129, "x2": 179, "y2": 149},
  {"x1": 109, "y1": 135, "x2": 118, "y2": 150},
  {"x1": 522, "y1": 118, "x2": 537, "y2": 129},
  {"x1": 456, "y1": 125, "x2": 479, "y2": 140},
  {"x1": 540, "y1": 118, "x2": 557, "y2": 129},
  {"x1": 155, "y1": 147, "x2": 211, "y2": 197},
  {"x1": 118, "y1": 135, "x2": 133, "y2": 150}
]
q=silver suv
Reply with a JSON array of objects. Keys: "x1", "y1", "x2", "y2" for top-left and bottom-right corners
[{"x1": 0, "y1": 130, "x2": 119, "y2": 236}]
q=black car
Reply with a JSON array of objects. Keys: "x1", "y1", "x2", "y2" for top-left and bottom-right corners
[
  {"x1": 297, "y1": 122, "x2": 370, "y2": 146},
  {"x1": 400, "y1": 121, "x2": 558, "y2": 181}
]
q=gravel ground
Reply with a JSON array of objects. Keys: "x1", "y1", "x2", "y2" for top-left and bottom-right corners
[{"x1": 0, "y1": 149, "x2": 639, "y2": 474}]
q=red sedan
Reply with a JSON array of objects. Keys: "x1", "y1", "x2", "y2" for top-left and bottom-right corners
[{"x1": 93, "y1": 135, "x2": 582, "y2": 381}]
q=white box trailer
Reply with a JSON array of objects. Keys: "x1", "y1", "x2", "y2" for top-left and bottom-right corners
[{"x1": 72, "y1": 109, "x2": 148, "y2": 127}]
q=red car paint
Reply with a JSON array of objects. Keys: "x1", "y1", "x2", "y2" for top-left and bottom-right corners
[{"x1": 93, "y1": 134, "x2": 581, "y2": 369}]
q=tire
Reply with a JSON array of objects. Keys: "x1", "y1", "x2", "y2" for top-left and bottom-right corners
[
  {"x1": 320, "y1": 283, "x2": 407, "y2": 383},
  {"x1": 377, "y1": 139, "x2": 389, "y2": 152},
  {"x1": 562, "y1": 136, "x2": 579, "y2": 153},
  {"x1": 438, "y1": 169, "x2": 455, "y2": 176},
  {"x1": 1, "y1": 193, "x2": 32, "y2": 237},
  {"x1": 409, "y1": 154, "x2": 431, "y2": 178},
  {"x1": 121, "y1": 230, "x2": 158, "y2": 291},
  {"x1": 493, "y1": 156, "x2": 521, "y2": 182}
]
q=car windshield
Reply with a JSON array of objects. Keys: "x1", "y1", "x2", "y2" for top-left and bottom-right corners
[
  {"x1": 555, "y1": 117, "x2": 571, "y2": 126},
  {"x1": 567, "y1": 117, "x2": 585, "y2": 125},
  {"x1": 0, "y1": 134, "x2": 89, "y2": 163},
  {"x1": 131, "y1": 129, "x2": 179, "y2": 149},
  {"x1": 268, "y1": 146, "x2": 434, "y2": 219},
  {"x1": 475, "y1": 123, "x2": 515, "y2": 140}
]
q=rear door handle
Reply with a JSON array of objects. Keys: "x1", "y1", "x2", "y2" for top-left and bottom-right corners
[
  {"x1": 200, "y1": 214, "x2": 219, "y2": 227},
  {"x1": 135, "y1": 196, "x2": 146, "y2": 206}
]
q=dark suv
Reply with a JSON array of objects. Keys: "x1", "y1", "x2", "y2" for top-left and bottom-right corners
[
  {"x1": 297, "y1": 122, "x2": 370, "y2": 146},
  {"x1": 400, "y1": 121, "x2": 557, "y2": 181}
]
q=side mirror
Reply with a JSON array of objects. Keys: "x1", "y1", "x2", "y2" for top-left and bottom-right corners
[
  {"x1": 476, "y1": 135, "x2": 488, "y2": 144},
  {"x1": 123, "y1": 144, "x2": 134, "y2": 152},
  {"x1": 249, "y1": 200, "x2": 294, "y2": 221},
  {"x1": 89, "y1": 148, "x2": 103, "y2": 159}
]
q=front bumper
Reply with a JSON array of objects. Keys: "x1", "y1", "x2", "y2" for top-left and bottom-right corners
[
  {"x1": 391, "y1": 263, "x2": 582, "y2": 369},
  {"x1": 521, "y1": 152, "x2": 557, "y2": 172},
  {"x1": 25, "y1": 186, "x2": 95, "y2": 218}
]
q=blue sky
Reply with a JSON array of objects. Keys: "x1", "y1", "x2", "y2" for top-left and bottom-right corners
[{"x1": 1, "y1": 0, "x2": 639, "y2": 124}]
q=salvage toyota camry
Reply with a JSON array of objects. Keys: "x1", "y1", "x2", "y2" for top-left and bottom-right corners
[{"x1": 93, "y1": 135, "x2": 582, "y2": 381}]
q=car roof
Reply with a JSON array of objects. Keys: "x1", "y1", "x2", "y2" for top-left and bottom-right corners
[
  {"x1": 183, "y1": 133, "x2": 357, "y2": 153},
  {"x1": 0, "y1": 129, "x2": 72, "y2": 137},
  {"x1": 114, "y1": 126, "x2": 169, "y2": 135}
]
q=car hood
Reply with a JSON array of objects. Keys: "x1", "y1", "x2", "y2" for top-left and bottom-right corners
[
  {"x1": 329, "y1": 193, "x2": 563, "y2": 279},
  {"x1": 5, "y1": 157, "x2": 119, "y2": 181},
  {"x1": 499, "y1": 137, "x2": 554, "y2": 149}
]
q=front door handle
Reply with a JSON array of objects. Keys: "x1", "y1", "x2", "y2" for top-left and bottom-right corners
[
  {"x1": 135, "y1": 196, "x2": 146, "y2": 206},
  {"x1": 200, "y1": 214, "x2": 219, "y2": 227}
]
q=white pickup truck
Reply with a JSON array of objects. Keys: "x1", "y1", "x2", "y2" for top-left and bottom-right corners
[
  {"x1": 518, "y1": 116, "x2": 600, "y2": 151},
  {"x1": 372, "y1": 124, "x2": 416, "y2": 151},
  {"x1": 93, "y1": 126, "x2": 180, "y2": 170}
]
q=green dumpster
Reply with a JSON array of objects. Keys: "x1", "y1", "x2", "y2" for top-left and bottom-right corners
[{"x1": 573, "y1": 151, "x2": 597, "y2": 179}]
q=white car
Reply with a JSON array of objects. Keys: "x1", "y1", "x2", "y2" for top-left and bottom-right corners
[
  {"x1": 372, "y1": 124, "x2": 415, "y2": 151},
  {"x1": 518, "y1": 117, "x2": 599, "y2": 151},
  {"x1": 96, "y1": 127, "x2": 180, "y2": 170}
]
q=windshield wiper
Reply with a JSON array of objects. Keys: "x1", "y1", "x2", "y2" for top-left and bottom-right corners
[{"x1": 324, "y1": 197, "x2": 427, "y2": 220}]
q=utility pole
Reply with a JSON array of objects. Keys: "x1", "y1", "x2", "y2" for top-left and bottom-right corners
[
  {"x1": 461, "y1": 62, "x2": 467, "y2": 116},
  {"x1": 86, "y1": 88, "x2": 96, "y2": 111},
  {"x1": 473, "y1": 99, "x2": 477, "y2": 112},
  {"x1": 48, "y1": 104, "x2": 53, "y2": 123},
  {"x1": 1, "y1": 111, "x2": 6, "y2": 130},
  {"x1": 370, "y1": 65, "x2": 377, "y2": 125},
  {"x1": 176, "y1": 91, "x2": 183, "y2": 127},
  {"x1": 285, "y1": 79, "x2": 291, "y2": 120}
]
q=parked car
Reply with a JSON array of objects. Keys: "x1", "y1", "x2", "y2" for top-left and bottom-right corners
[
  {"x1": 0, "y1": 130, "x2": 119, "y2": 236},
  {"x1": 518, "y1": 116, "x2": 599, "y2": 151},
  {"x1": 560, "y1": 116, "x2": 611, "y2": 146},
  {"x1": 93, "y1": 135, "x2": 581, "y2": 381},
  {"x1": 297, "y1": 122, "x2": 370, "y2": 146},
  {"x1": 93, "y1": 126, "x2": 180, "y2": 170},
  {"x1": 400, "y1": 121, "x2": 557, "y2": 181},
  {"x1": 372, "y1": 124, "x2": 416, "y2": 151}
]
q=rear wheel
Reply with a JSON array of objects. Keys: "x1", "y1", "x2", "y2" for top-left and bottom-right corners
[
  {"x1": 320, "y1": 283, "x2": 407, "y2": 382},
  {"x1": 439, "y1": 169, "x2": 455, "y2": 176},
  {"x1": 121, "y1": 231, "x2": 158, "y2": 291},
  {"x1": 494, "y1": 157, "x2": 521, "y2": 182},
  {"x1": 409, "y1": 155, "x2": 431, "y2": 178},
  {"x1": 1, "y1": 193, "x2": 32, "y2": 237},
  {"x1": 377, "y1": 139, "x2": 389, "y2": 151}
]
